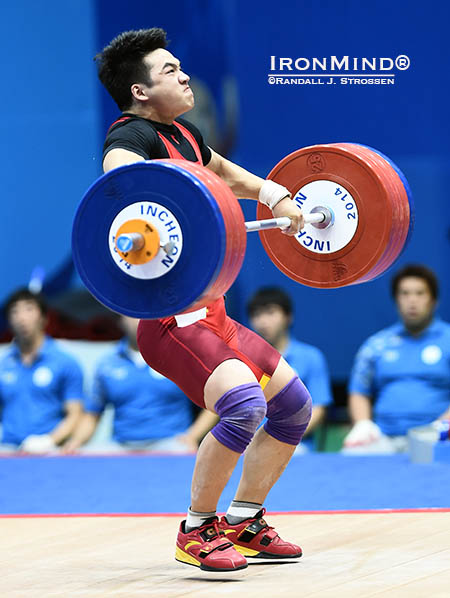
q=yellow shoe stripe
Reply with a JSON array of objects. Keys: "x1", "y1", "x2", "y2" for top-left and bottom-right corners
[
  {"x1": 175, "y1": 546, "x2": 201, "y2": 567},
  {"x1": 184, "y1": 541, "x2": 202, "y2": 550},
  {"x1": 234, "y1": 544, "x2": 260, "y2": 557}
]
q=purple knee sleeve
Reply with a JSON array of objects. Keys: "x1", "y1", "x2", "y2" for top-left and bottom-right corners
[
  {"x1": 264, "y1": 377, "x2": 312, "y2": 445},
  {"x1": 211, "y1": 383, "x2": 267, "y2": 453}
]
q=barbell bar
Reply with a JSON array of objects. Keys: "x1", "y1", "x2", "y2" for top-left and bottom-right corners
[{"x1": 115, "y1": 208, "x2": 333, "y2": 257}]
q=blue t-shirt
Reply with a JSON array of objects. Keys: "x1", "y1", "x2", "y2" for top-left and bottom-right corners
[
  {"x1": 85, "y1": 340, "x2": 193, "y2": 442},
  {"x1": 284, "y1": 338, "x2": 333, "y2": 407},
  {"x1": 0, "y1": 337, "x2": 84, "y2": 445},
  {"x1": 349, "y1": 318, "x2": 450, "y2": 436}
]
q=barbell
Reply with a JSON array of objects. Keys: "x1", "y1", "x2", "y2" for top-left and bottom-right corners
[{"x1": 72, "y1": 143, "x2": 414, "y2": 319}]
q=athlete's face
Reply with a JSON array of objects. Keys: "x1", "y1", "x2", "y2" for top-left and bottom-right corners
[
  {"x1": 250, "y1": 304, "x2": 291, "y2": 347},
  {"x1": 8, "y1": 300, "x2": 46, "y2": 341},
  {"x1": 395, "y1": 277, "x2": 436, "y2": 331},
  {"x1": 134, "y1": 48, "x2": 194, "y2": 119}
]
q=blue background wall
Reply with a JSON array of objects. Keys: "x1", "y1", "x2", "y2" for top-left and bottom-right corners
[
  {"x1": 1, "y1": 1, "x2": 101, "y2": 295},
  {"x1": 2, "y1": 0, "x2": 449, "y2": 380}
]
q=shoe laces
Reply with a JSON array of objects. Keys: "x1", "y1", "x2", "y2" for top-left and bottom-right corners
[
  {"x1": 200, "y1": 517, "x2": 224, "y2": 540},
  {"x1": 253, "y1": 509, "x2": 273, "y2": 528}
]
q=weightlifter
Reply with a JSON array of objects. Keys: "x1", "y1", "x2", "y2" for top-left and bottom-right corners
[{"x1": 95, "y1": 27, "x2": 312, "y2": 572}]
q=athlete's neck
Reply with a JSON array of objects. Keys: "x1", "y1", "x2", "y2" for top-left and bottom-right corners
[{"x1": 126, "y1": 105, "x2": 175, "y2": 125}]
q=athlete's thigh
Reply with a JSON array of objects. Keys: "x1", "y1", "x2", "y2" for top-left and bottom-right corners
[
  {"x1": 203, "y1": 358, "x2": 258, "y2": 412},
  {"x1": 138, "y1": 318, "x2": 241, "y2": 408},
  {"x1": 232, "y1": 319, "x2": 297, "y2": 401},
  {"x1": 263, "y1": 356, "x2": 297, "y2": 401},
  {"x1": 232, "y1": 320, "x2": 283, "y2": 391}
]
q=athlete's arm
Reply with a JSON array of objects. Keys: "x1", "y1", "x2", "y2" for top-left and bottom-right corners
[
  {"x1": 206, "y1": 148, "x2": 264, "y2": 199},
  {"x1": 103, "y1": 148, "x2": 145, "y2": 173},
  {"x1": 206, "y1": 149, "x2": 304, "y2": 235}
]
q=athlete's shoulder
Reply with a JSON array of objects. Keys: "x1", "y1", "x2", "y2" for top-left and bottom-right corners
[
  {"x1": 106, "y1": 114, "x2": 157, "y2": 138},
  {"x1": 103, "y1": 115, "x2": 159, "y2": 160}
]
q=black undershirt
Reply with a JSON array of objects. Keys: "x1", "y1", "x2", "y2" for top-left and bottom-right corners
[{"x1": 103, "y1": 114, "x2": 212, "y2": 165}]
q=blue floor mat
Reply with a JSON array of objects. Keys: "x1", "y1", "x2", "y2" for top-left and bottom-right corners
[{"x1": 0, "y1": 453, "x2": 448, "y2": 515}]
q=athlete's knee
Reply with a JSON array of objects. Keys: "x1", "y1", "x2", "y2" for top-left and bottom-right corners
[
  {"x1": 211, "y1": 383, "x2": 267, "y2": 453},
  {"x1": 264, "y1": 377, "x2": 312, "y2": 445}
]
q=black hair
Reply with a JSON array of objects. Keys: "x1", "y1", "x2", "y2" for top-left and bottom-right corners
[
  {"x1": 95, "y1": 28, "x2": 168, "y2": 110},
  {"x1": 4, "y1": 288, "x2": 48, "y2": 318},
  {"x1": 247, "y1": 287, "x2": 293, "y2": 317},
  {"x1": 391, "y1": 264, "x2": 439, "y2": 300}
]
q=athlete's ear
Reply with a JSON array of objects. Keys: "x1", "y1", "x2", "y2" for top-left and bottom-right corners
[{"x1": 130, "y1": 83, "x2": 150, "y2": 102}]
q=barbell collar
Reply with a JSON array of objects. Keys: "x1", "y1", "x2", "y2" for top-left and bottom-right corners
[
  {"x1": 116, "y1": 234, "x2": 178, "y2": 256},
  {"x1": 116, "y1": 232, "x2": 145, "y2": 252}
]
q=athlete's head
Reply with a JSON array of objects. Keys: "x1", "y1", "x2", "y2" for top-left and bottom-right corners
[
  {"x1": 95, "y1": 28, "x2": 194, "y2": 119},
  {"x1": 391, "y1": 264, "x2": 438, "y2": 332},
  {"x1": 4, "y1": 288, "x2": 48, "y2": 342},
  {"x1": 247, "y1": 287, "x2": 293, "y2": 349}
]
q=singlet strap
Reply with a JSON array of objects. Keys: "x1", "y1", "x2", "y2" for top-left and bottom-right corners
[{"x1": 156, "y1": 121, "x2": 203, "y2": 164}]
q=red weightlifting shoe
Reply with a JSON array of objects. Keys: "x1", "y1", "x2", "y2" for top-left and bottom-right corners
[
  {"x1": 175, "y1": 517, "x2": 248, "y2": 572},
  {"x1": 219, "y1": 509, "x2": 302, "y2": 559}
]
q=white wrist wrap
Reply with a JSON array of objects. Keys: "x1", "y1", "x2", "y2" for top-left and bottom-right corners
[{"x1": 258, "y1": 180, "x2": 291, "y2": 210}]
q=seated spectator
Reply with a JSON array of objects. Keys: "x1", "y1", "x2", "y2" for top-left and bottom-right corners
[
  {"x1": 343, "y1": 264, "x2": 450, "y2": 454},
  {"x1": 0, "y1": 288, "x2": 83, "y2": 453},
  {"x1": 247, "y1": 286, "x2": 333, "y2": 449},
  {"x1": 64, "y1": 315, "x2": 217, "y2": 453}
]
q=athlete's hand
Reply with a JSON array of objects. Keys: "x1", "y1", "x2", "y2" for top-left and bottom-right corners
[{"x1": 272, "y1": 197, "x2": 304, "y2": 235}]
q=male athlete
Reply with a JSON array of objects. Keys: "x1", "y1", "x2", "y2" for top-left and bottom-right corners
[{"x1": 96, "y1": 28, "x2": 312, "y2": 572}]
